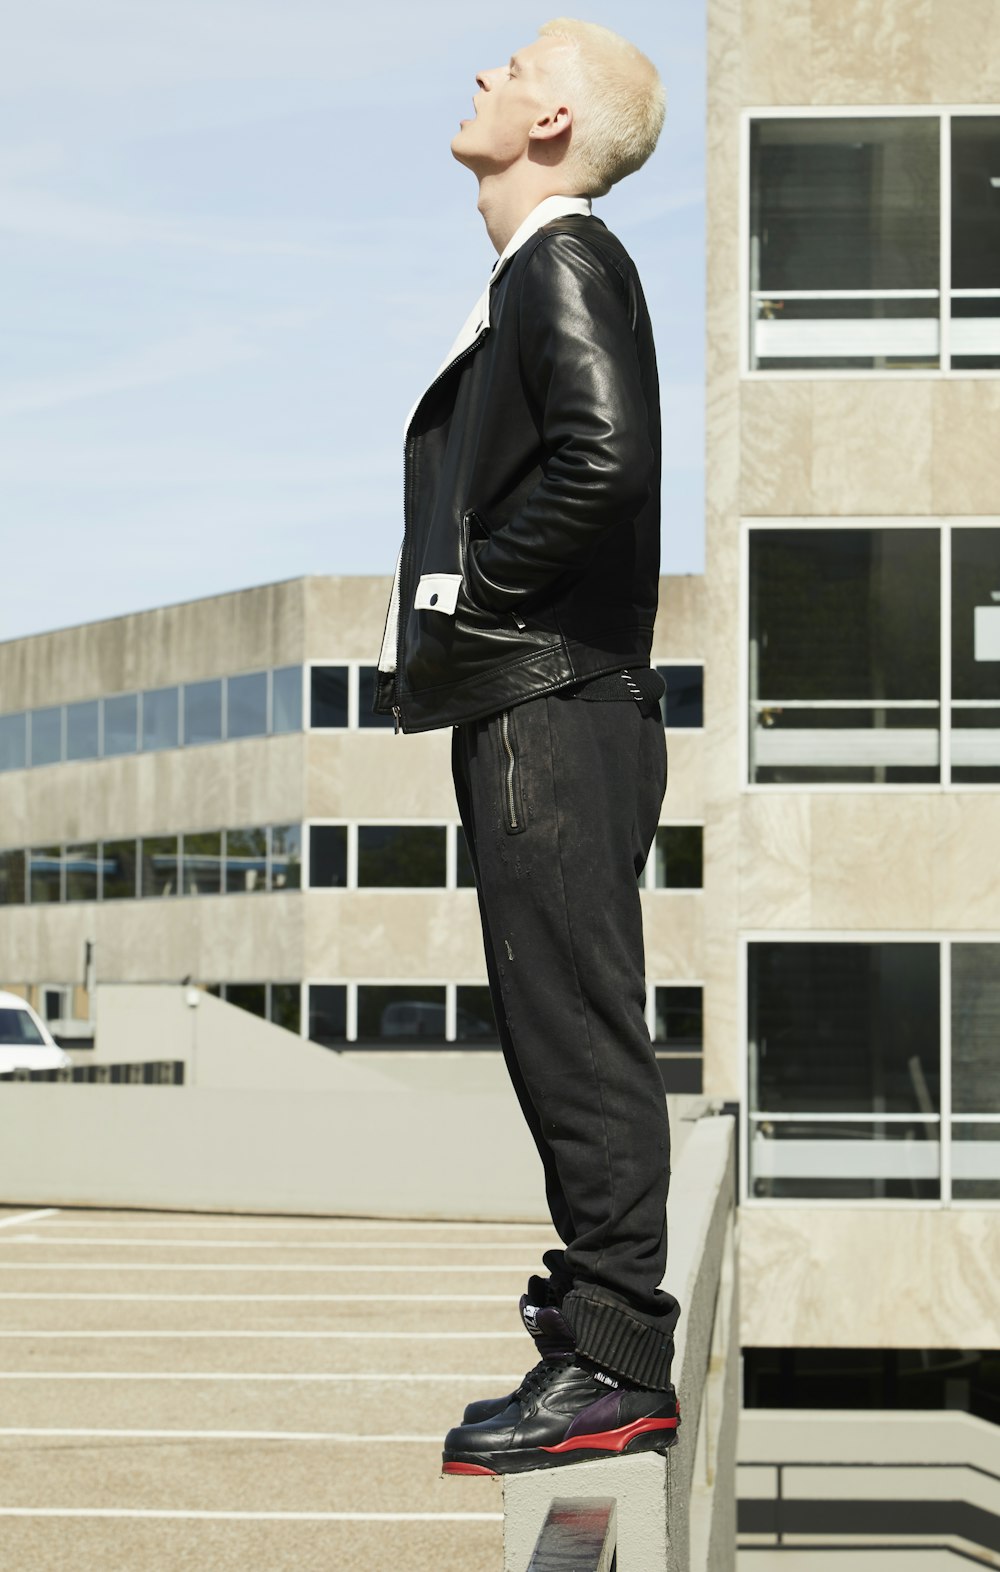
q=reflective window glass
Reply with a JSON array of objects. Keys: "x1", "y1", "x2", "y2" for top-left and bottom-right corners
[
  {"x1": 658, "y1": 666, "x2": 703, "y2": 729},
  {"x1": 358, "y1": 666, "x2": 395, "y2": 728},
  {"x1": 0, "y1": 849, "x2": 26, "y2": 906},
  {"x1": 103, "y1": 693, "x2": 138, "y2": 757},
  {"x1": 310, "y1": 666, "x2": 348, "y2": 728},
  {"x1": 65, "y1": 843, "x2": 99, "y2": 902},
  {"x1": 141, "y1": 687, "x2": 179, "y2": 752},
  {"x1": 654, "y1": 826, "x2": 703, "y2": 889},
  {"x1": 224, "y1": 828, "x2": 267, "y2": 894},
  {"x1": 456, "y1": 830, "x2": 476, "y2": 888},
  {"x1": 29, "y1": 846, "x2": 62, "y2": 903},
  {"x1": 30, "y1": 707, "x2": 63, "y2": 767},
  {"x1": 357, "y1": 826, "x2": 446, "y2": 888},
  {"x1": 356, "y1": 984, "x2": 447, "y2": 1044},
  {"x1": 271, "y1": 666, "x2": 303, "y2": 734},
  {"x1": 270, "y1": 983, "x2": 302, "y2": 1036},
  {"x1": 951, "y1": 117, "x2": 1000, "y2": 370},
  {"x1": 66, "y1": 700, "x2": 99, "y2": 762},
  {"x1": 225, "y1": 983, "x2": 266, "y2": 1018},
  {"x1": 270, "y1": 824, "x2": 302, "y2": 891},
  {"x1": 952, "y1": 944, "x2": 1000, "y2": 1115},
  {"x1": 951, "y1": 527, "x2": 1000, "y2": 784},
  {"x1": 455, "y1": 986, "x2": 499, "y2": 1043},
  {"x1": 0, "y1": 1006, "x2": 44, "y2": 1045},
  {"x1": 749, "y1": 117, "x2": 939, "y2": 370},
  {"x1": 183, "y1": 680, "x2": 223, "y2": 746},
  {"x1": 749, "y1": 528, "x2": 941, "y2": 784},
  {"x1": 0, "y1": 713, "x2": 27, "y2": 773},
  {"x1": 181, "y1": 831, "x2": 222, "y2": 896},
  {"x1": 308, "y1": 984, "x2": 347, "y2": 1048},
  {"x1": 227, "y1": 671, "x2": 267, "y2": 739},
  {"x1": 101, "y1": 840, "x2": 138, "y2": 900},
  {"x1": 309, "y1": 826, "x2": 347, "y2": 888},
  {"x1": 140, "y1": 836, "x2": 178, "y2": 897},
  {"x1": 654, "y1": 986, "x2": 703, "y2": 1048}
]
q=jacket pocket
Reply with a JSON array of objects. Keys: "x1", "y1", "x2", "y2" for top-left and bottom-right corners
[
  {"x1": 462, "y1": 508, "x2": 526, "y2": 631},
  {"x1": 496, "y1": 707, "x2": 526, "y2": 835}
]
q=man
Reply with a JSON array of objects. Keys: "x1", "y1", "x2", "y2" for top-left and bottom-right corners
[{"x1": 374, "y1": 17, "x2": 681, "y2": 1475}]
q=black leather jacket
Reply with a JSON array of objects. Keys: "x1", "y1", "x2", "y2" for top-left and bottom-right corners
[{"x1": 374, "y1": 214, "x2": 661, "y2": 733}]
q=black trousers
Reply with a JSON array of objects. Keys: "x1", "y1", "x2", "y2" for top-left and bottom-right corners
[{"x1": 451, "y1": 688, "x2": 681, "y2": 1390}]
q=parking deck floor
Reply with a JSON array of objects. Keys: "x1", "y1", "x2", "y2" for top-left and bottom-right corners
[{"x1": 0, "y1": 1204, "x2": 559, "y2": 1570}]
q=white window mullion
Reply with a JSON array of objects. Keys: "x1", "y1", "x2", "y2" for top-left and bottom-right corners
[
  {"x1": 347, "y1": 662, "x2": 359, "y2": 730},
  {"x1": 446, "y1": 824, "x2": 458, "y2": 889},
  {"x1": 346, "y1": 984, "x2": 358, "y2": 1043},
  {"x1": 941, "y1": 940, "x2": 952, "y2": 1207},
  {"x1": 346, "y1": 824, "x2": 359, "y2": 890},
  {"x1": 941, "y1": 524, "x2": 952, "y2": 786},
  {"x1": 445, "y1": 984, "x2": 457, "y2": 1041},
  {"x1": 940, "y1": 113, "x2": 952, "y2": 373}
]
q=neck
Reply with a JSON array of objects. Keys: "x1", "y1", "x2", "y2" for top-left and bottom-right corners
[{"x1": 476, "y1": 172, "x2": 573, "y2": 254}]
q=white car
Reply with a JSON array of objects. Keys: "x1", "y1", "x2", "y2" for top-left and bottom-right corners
[{"x1": 0, "y1": 991, "x2": 74, "y2": 1075}]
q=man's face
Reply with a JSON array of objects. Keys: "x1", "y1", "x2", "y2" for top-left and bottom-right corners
[{"x1": 451, "y1": 36, "x2": 570, "y2": 174}]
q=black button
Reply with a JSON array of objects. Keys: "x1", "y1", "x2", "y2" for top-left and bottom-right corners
[{"x1": 430, "y1": 592, "x2": 438, "y2": 606}]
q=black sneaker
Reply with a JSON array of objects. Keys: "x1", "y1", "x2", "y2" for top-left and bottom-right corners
[
  {"x1": 443, "y1": 1357, "x2": 680, "y2": 1476},
  {"x1": 462, "y1": 1282, "x2": 575, "y2": 1426}
]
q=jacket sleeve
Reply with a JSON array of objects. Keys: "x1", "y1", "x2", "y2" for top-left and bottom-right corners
[{"x1": 464, "y1": 231, "x2": 656, "y2": 614}]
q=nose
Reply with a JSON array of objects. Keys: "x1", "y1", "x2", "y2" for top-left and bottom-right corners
[{"x1": 475, "y1": 66, "x2": 499, "y2": 90}]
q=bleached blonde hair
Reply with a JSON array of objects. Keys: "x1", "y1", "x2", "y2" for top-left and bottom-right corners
[{"x1": 538, "y1": 18, "x2": 665, "y2": 196}]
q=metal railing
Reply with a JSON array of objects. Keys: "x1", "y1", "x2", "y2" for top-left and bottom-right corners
[{"x1": 526, "y1": 1498, "x2": 616, "y2": 1571}]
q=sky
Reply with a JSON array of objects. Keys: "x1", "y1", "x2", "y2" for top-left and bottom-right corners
[{"x1": 1, "y1": 0, "x2": 706, "y2": 643}]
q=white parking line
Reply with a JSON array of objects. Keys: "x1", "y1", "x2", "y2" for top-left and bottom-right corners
[
  {"x1": 0, "y1": 1263, "x2": 530, "y2": 1274},
  {"x1": 0, "y1": 1210, "x2": 59, "y2": 1229},
  {"x1": 0, "y1": 1371, "x2": 517, "y2": 1382},
  {"x1": 0, "y1": 1427, "x2": 443, "y2": 1442},
  {"x1": 2, "y1": 1236, "x2": 539, "y2": 1250},
  {"x1": 0, "y1": 1329, "x2": 523, "y2": 1339},
  {"x1": 0, "y1": 1509, "x2": 502, "y2": 1522},
  {"x1": 30, "y1": 1216, "x2": 548, "y2": 1233},
  {"x1": 0, "y1": 1292, "x2": 512, "y2": 1303}
]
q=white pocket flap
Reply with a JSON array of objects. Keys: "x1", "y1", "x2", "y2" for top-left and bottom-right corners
[{"x1": 414, "y1": 573, "x2": 462, "y2": 614}]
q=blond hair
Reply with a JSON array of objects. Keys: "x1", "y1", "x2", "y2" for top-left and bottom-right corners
[{"x1": 539, "y1": 18, "x2": 665, "y2": 197}]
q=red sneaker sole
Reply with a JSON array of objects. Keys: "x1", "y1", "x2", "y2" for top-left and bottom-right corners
[{"x1": 443, "y1": 1411, "x2": 680, "y2": 1477}]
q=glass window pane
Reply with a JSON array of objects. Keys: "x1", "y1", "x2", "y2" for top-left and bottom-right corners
[
  {"x1": 29, "y1": 846, "x2": 62, "y2": 904},
  {"x1": 101, "y1": 840, "x2": 138, "y2": 900},
  {"x1": 749, "y1": 117, "x2": 940, "y2": 370},
  {"x1": 0, "y1": 849, "x2": 26, "y2": 906},
  {"x1": 357, "y1": 826, "x2": 446, "y2": 888},
  {"x1": 227, "y1": 671, "x2": 267, "y2": 739},
  {"x1": 951, "y1": 528, "x2": 1000, "y2": 784},
  {"x1": 748, "y1": 941, "x2": 940, "y2": 1116},
  {"x1": 0, "y1": 713, "x2": 27, "y2": 772},
  {"x1": 358, "y1": 666, "x2": 395, "y2": 728},
  {"x1": 309, "y1": 826, "x2": 347, "y2": 888},
  {"x1": 270, "y1": 824, "x2": 302, "y2": 891},
  {"x1": 308, "y1": 984, "x2": 347, "y2": 1048},
  {"x1": 456, "y1": 830, "x2": 476, "y2": 888},
  {"x1": 270, "y1": 983, "x2": 301, "y2": 1035},
  {"x1": 951, "y1": 1122, "x2": 1000, "y2": 1202},
  {"x1": 140, "y1": 836, "x2": 178, "y2": 897},
  {"x1": 30, "y1": 707, "x2": 63, "y2": 767},
  {"x1": 141, "y1": 687, "x2": 179, "y2": 752},
  {"x1": 455, "y1": 985, "x2": 499, "y2": 1043},
  {"x1": 952, "y1": 944, "x2": 1000, "y2": 1114},
  {"x1": 750, "y1": 1117, "x2": 940, "y2": 1201},
  {"x1": 271, "y1": 666, "x2": 303, "y2": 734},
  {"x1": 181, "y1": 831, "x2": 222, "y2": 896},
  {"x1": 224, "y1": 828, "x2": 267, "y2": 894},
  {"x1": 65, "y1": 843, "x2": 99, "y2": 902},
  {"x1": 310, "y1": 666, "x2": 348, "y2": 728},
  {"x1": 225, "y1": 983, "x2": 266, "y2": 1018},
  {"x1": 0, "y1": 1005, "x2": 45, "y2": 1045},
  {"x1": 183, "y1": 680, "x2": 223, "y2": 746},
  {"x1": 951, "y1": 117, "x2": 1000, "y2": 371},
  {"x1": 749, "y1": 528, "x2": 941, "y2": 785},
  {"x1": 103, "y1": 694, "x2": 138, "y2": 757},
  {"x1": 654, "y1": 986, "x2": 703, "y2": 1048},
  {"x1": 357, "y1": 984, "x2": 447, "y2": 1044},
  {"x1": 66, "y1": 700, "x2": 99, "y2": 762},
  {"x1": 658, "y1": 666, "x2": 703, "y2": 729},
  {"x1": 654, "y1": 826, "x2": 703, "y2": 889}
]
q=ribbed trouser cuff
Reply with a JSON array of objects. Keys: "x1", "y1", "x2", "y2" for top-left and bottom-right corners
[{"x1": 561, "y1": 1288, "x2": 676, "y2": 1391}]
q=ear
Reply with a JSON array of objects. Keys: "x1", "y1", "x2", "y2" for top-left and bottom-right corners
[{"x1": 530, "y1": 103, "x2": 572, "y2": 142}]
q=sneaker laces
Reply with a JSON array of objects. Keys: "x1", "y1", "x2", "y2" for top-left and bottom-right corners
[{"x1": 513, "y1": 1355, "x2": 574, "y2": 1403}]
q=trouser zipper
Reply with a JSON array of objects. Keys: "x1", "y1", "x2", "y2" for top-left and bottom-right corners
[{"x1": 500, "y1": 710, "x2": 521, "y2": 832}]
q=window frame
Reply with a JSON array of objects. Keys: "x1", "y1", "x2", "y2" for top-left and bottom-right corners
[{"x1": 741, "y1": 104, "x2": 1000, "y2": 381}]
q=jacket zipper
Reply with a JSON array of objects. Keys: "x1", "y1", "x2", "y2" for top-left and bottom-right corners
[{"x1": 500, "y1": 710, "x2": 519, "y2": 830}]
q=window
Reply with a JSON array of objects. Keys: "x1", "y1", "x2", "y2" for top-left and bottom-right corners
[
  {"x1": 224, "y1": 983, "x2": 266, "y2": 1018},
  {"x1": 657, "y1": 665, "x2": 703, "y2": 728},
  {"x1": 358, "y1": 666, "x2": 395, "y2": 728},
  {"x1": 224, "y1": 828, "x2": 267, "y2": 894},
  {"x1": 181, "y1": 831, "x2": 222, "y2": 896},
  {"x1": 356, "y1": 984, "x2": 447, "y2": 1044},
  {"x1": 456, "y1": 830, "x2": 477, "y2": 888},
  {"x1": 227, "y1": 671, "x2": 268, "y2": 739},
  {"x1": 308, "y1": 826, "x2": 347, "y2": 888},
  {"x1": 66, "y1": 701, "x2": 99, "y2": 762},
  {"x1": 29, "y1": 847, "x2": 62, "y2": 904},
  {"x1": 308, "y1": 984, "x2": 347, "y2": 1048},
  {"x1": 310, "y1": 666, "x2": 349, "y2": 728},
  {"x1": 141, "y1": 687, "x2": 179, "y2": 752},
  {"x1": 0, "y1": 849, "x2": 26, "y2": 906},
  {"x1": 140, "y1": 836, "x2": 178, "y2": 897},
  {"x1": 654, "y1": 826, "x2": 703, "y2": 889},
  {"x1": 653, "y1": 985, "x2": 703, "y2": 1093},
  {"x1": 103, "y1": 694, "x2": 138, "y2": 757},
  {"x1": 271, "y1": 666, "x2": 302, "y2": 734},
  {"x1": 456, "y1": 985, "x2": 499, "y2": 1043},
  {"x1": 951, "y1": 944, "x2": 1000, "y2": 1201},
  {"x1": 30, "y1": 707, "x2": 62, "y2": 767},
  {"x1": 0, "y1": 713, "x2": 27, "y2": 772},
  {"x1": 101, "y1": 840, "x2": 137, "y2": 900},
  {"x1": 749, "y1": 522, "x2": 1000, "y2": 786},
  {"x1": 183, "y1": 680, "x2": 223, "y2": 747},
  {"x1": 65, "y1": 843, "x2": 99, "y2": 902},
  {"x1": 357, "y1": 826, "x2": 447, "y2": 888},
  {"x1": 270, "y1": 825, "x2": 302, "y2": 891},
  {"x1": 748, "y1": 112, "x2": 1000, "y2": 374},
  {"x1": 270, "y1": 983, "x2": 301, "y2": 1035}
]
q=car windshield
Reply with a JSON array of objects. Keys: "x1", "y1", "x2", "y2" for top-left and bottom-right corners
[{"x1": 0, "y1": 1008, "x2": 46, "y2": 1046}]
